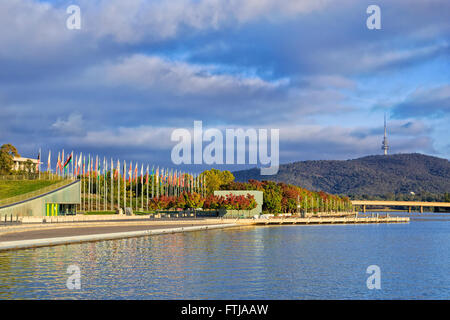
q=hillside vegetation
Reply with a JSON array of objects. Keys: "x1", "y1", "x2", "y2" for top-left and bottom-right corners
[
  {"x1": 0, "y1": 180, "x2": 62, "y2": 200},
  {"x1": 233, "y1": 153, "x2": 450, "y2": 199}
]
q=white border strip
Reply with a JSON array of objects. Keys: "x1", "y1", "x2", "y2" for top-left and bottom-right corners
[{"x1": 0, "y1": 224, "x2": 239, "y2": 251}]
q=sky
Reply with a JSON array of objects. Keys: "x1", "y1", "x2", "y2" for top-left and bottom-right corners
[{"x1": 0, "y1": 0, "x2": 449, "y2": 173}]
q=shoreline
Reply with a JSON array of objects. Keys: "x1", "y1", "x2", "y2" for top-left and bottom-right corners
[
  {"x1": 0, "y1": 215, "x2": 409, "y2": 252},
  {"x1": 0, "y1": 222, "x2": 242, "y2": 252}
]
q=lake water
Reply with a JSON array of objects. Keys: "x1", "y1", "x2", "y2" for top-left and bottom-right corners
[{"x1": 0, "y1": 213, "x2": 449, "y2": 299}]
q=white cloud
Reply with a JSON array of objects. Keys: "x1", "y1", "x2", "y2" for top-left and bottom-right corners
[
  {"x1": 0, "y1": 0, "x2": 76, "y2": 59},
  {"x1": 78, "y1": 125, "x2": 176, "y2": 150},
  {"x1": 81, "y1": 0, "x2": 331, "y2": 43},
  {"x1": 86, "y1": 54, "x2": 289, "y2": 95},
  {"x1": 52, "y1": 113, "x2": 85, "y2": 136}
]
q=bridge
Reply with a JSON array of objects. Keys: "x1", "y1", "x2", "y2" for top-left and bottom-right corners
[{"x1": 351, "y1": 200, "x2": 450, "y2": 213}]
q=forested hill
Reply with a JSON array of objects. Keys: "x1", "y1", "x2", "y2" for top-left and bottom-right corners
[{"x1": 233, "y1": 153, "x2": 450, "y2": 197}]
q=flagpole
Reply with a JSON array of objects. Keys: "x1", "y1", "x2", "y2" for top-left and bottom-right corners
[
  {"x1": 88, "y1": 155, "x2": 90, "y2": 212},
  {"x1": 102, "y1": 157, "x2": 104, "y2": 211},
  {"x1": 146, "y1": 165, "x2": 149, "y2": 212},
  {"x1": 135, "y1": 163, "x2": 137, "y2": 211},
  {"x1": 104, "y1": 157, "x2": 107, "y2": 211},
  {"x1": 82, "y1": 156, "x2": 84, "y2": 212},
  {"x1": 103, "y1": 157, "x2": 106, "y2": 211},
  {"x1": 38, "y1": 148, "x2": 41, "y2": 180},
  {"x1": 118, "y1": 160, "x2": 120, "y2": 212},
  {"x1": 94, "y1": 155, "x2": 96, "y2": 211},
  {"x1": 156, "y1": 167, "x2": 159, "y2": 198},
  {"x1": 95, "y1": 155, "x2": 102, "y2": 211},
  {"x1": 98, "y1": 155, "x2": 100, "y2": 211},
  {"x1": 135, "y1": 164, "x2": 138, "y2": 212},
  {"x1": 130, "y1": 161, "x2": 133, "y2": 212},
  {"x1": 111, "y1": 158, "x2": 113, "y2": 211},
  {"x1": 91, "y1": 155, "x2": 93, "y2": 211},
  {"x1": 96, "y1": 156, "x2": 99, "y2": 211},
  {"x1": 97, "y1": 155, "x2": 99, "y2": 211},
  {"x1": 151, "y1": 166, "x2": 154, "y2": 199},
  {"x1": 71, "y1": 151, "x2": 73, "y2": 180},
  {"x1": 123, "y1": 161, "x2": 125, "y2": 211}
]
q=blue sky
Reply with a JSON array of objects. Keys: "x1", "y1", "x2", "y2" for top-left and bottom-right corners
[{"x1": 0, "y1": 0, "x2": 449, "y2": 173}]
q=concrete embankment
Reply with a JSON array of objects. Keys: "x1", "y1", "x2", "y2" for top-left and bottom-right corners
[
  {"x1": 0, "y1": 214, "x2": 408, "y2": 251},
  {"x1": 0, "y1": 222, "x2": 240, "y2": 251},
  {"x1": 243, "y1": 216, "x2": 410, "y2": 225}
]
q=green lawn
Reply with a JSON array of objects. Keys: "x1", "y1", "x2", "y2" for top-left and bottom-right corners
[{"x1": 0, "y1": 180, "x2": 62, "y2": 199}]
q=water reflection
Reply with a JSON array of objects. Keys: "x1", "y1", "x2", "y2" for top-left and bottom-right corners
[{"x1": 0, "y1": 214, "x2": 449, "y2": 299}]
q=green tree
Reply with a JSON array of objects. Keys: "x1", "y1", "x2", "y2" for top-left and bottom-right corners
[
  {"x1": 0, "y1": 143, "x2": 20, "y2": 174},
  {"x1": 262, "y1": 181, "x2": 282, "y2": 213},
  {"x1": 201, "y1": 168, "x2": 235, "y2": 194}
]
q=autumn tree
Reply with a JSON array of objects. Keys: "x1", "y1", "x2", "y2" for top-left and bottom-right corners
[{"x1": 0, "y1": 143, "x2": 20, "y2": 174}]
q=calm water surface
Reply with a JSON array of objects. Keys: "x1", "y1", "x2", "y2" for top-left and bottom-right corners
[{"x1": 0, "y1": 213, "x2": 449, "y2": 299}]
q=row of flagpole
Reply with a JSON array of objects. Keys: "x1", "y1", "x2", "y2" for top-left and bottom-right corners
[{"x1": 45, "y1": 150, "x2": 206, "y2": 212}]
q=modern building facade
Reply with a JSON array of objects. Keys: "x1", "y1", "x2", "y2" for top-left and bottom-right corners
[{"x1": 0, "y1": 180, "x2": 81, "y2": 217}]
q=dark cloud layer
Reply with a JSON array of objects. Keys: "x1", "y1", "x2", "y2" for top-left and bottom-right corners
[{"x1": 0, "y1": 0, "x2": 449, "y2": 169}]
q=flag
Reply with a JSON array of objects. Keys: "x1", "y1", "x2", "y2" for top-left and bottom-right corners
[
  {"x1": 78, "y1": 153, "x2": 82, "y2": 175},
  {"x1": 156, "y1": 167, "x2": 159, "y2": 184},
  {"x1": 146, "y1": 165, "x2": 149, "y2": 185},
  {"x1": 97, "y1": 156, "x2": 100, "y2": 180},
  {"x1": 134, "y1": 163, "x2": 138, "y2": 183},
  {"x1": 129, "y1": 162, "x2": 132, "y2": 183},
  {"x1": 36, "y1": 149, "x2": 40, "y2": 172},
  {"x1": 115, "y1": 159, "x2": 120, "y2": 180},
  {"x1": 123, "y1": 160, "x2": 126, "y2": 184},
  {"x1": 141, "y1": 164, "x2": 144, "y2": 184},
  {"x1": 63, "y1": 152, "x2": 72, "y2": 169},
  {"x1": 47, "y1": 150, "x2": 51, "y2": 171},
  {"x1": 74, "y1": 154, "x2": 77, "y2": 175}
]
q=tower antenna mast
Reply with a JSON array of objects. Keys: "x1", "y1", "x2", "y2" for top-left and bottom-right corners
[{"x1": 381, "y1": 113, "x2": 389, "y2": 155}]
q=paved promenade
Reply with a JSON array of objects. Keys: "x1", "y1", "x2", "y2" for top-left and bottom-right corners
[
  {"x1": 0, "y1": 214, "x2": 408, "y2": 251},
  {"x1": 0, "y1": 223, "x2": 217, "y2": 241},
  {"x1": 0, "y1": 219, "x2": 240, "y2": 251}
]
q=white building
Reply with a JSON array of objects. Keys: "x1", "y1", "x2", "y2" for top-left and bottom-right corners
[{"x1": 12, "y1": 157, "x2": 40, "y2": 172}]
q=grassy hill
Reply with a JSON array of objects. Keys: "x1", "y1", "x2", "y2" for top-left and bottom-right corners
[
  {"x1": 0, "y1": 179, "x2": 63, "y2": 200},
  {"x1": 233, "y1": 153, "x2": 450, "y2": 198}
]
